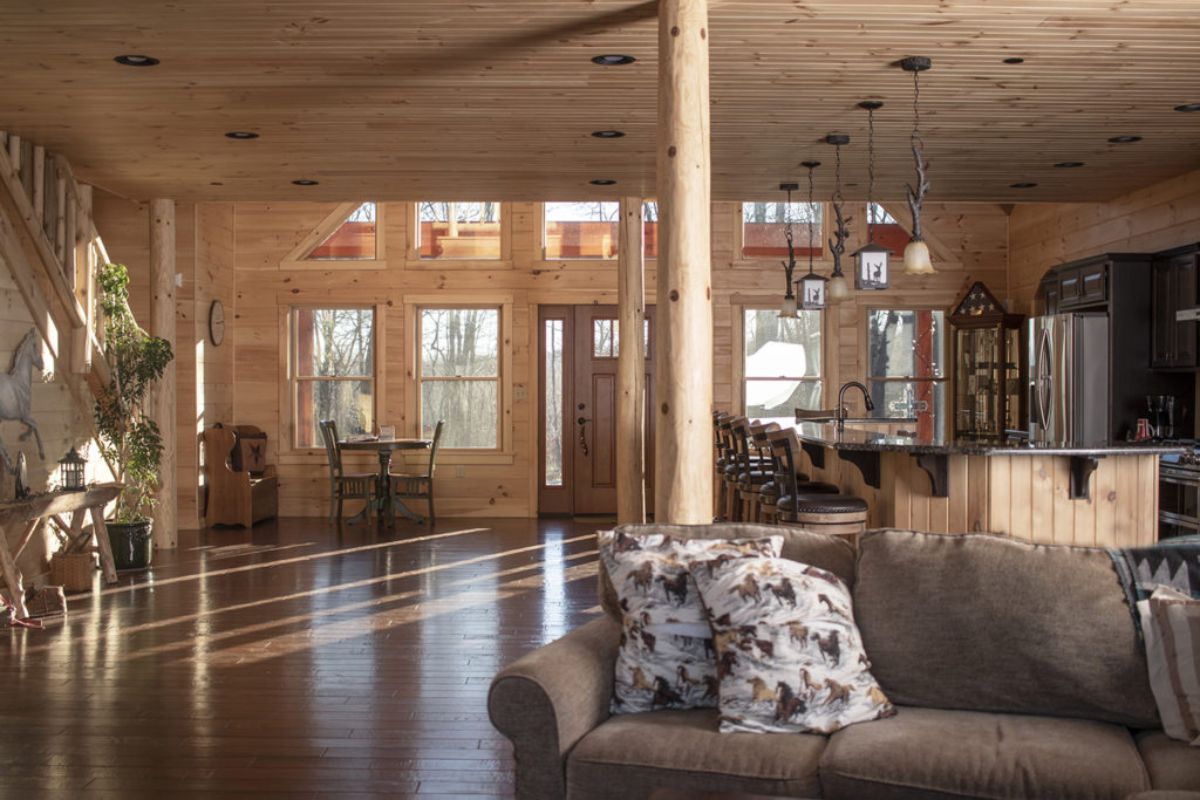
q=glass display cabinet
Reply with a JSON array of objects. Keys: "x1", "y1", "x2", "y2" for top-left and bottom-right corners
[{"x1": 949, "y1": 281, "x2": 1025, "y2": 440}]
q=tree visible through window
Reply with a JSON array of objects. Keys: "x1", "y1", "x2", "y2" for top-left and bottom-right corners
[
  {"x1": 293, "y1": 308, "x2": 375, "y2": 447},
  {"x1": 306, "y1": 203, "x2": 377, "y2": 260},
  {"x1": 743, "y1": 309, "x2": 822, "y2": 423},
  {"x1": 419, "y1": 308, "x2": 501, "y2": 449},
  {"x1": 418, "y1": 202, "x2": 501, "y2": 259},
  {"x1": 742, "y1": 202, "x2": 823, "y2": 258},
  {"x1": 867, "y1": 309, "x2": 946, "y2": 437},
  {"x1": 545, "y1": 201, "x2": 619, "y2": 259}
]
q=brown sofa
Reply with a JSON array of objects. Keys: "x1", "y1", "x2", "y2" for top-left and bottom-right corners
[{"x1": 489, "y1": 525, "x2": 1200, "y2": 800}]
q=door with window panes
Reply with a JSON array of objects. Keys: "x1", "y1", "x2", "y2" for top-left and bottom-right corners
[{"x1": 539, "y1": 305, "x2": 655, "y2": 515}]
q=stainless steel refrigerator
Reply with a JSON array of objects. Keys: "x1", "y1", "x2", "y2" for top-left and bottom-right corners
[{"x1": 1027, "y1": 313, "x2": 1110, "y2": 445}]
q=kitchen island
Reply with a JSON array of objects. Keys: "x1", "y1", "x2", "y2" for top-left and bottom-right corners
[{"x1": 791, "y1": 421, "x2": 1182, "y2": 547}]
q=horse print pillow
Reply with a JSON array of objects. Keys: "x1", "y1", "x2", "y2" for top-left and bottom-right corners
[
  {"x1": 691, "y1": 554, "x2": 895, "y2": 734},
  {"x1": 598, "y1": 530, "x2": 783, "y2": 714}
]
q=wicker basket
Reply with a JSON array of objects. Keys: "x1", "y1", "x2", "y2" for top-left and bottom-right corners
[{"x1": 50, "y1": 552, "x2": 95, "y2": 593}]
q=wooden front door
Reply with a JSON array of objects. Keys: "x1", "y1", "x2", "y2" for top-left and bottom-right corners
[{"x1": 538, "y1": 305, "x2": 655, "y2": 516}]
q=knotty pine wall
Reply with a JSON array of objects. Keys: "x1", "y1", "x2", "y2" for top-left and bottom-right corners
[{"x1": 98, "y1": 196, "x2": 1008, "y2": 523}]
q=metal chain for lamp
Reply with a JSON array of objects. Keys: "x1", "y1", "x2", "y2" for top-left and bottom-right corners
[
  {"x1": 806, "y1": 163, "x2": 815, "y2": 276},
  {"x1": 782, "y1": 185, "x2": 796, "y2": 299},
  {"x1": 867, "y1": 105, "x2": 876, "y2": 242}
]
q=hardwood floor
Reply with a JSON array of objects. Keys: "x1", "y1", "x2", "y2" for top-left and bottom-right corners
[{"x1": 0, "y1": 517, "x2": 606, "y2": 798}]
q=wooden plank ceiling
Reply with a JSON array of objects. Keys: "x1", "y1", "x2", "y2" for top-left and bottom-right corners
[{"x1": 0, "y1": 0, "x2": 1198, "y2": 203}]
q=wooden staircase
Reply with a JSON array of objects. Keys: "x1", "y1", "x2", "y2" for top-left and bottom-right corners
[{"x1": 0, "y1": 131, "x2": 109, "y2": 398}]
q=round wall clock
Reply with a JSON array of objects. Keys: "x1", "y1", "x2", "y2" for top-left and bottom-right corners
[{"x1": 208, "y1": 300, "x2": 226, "y2": 346}]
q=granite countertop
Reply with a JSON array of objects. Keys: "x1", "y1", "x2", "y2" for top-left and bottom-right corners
[{"x1": 791, "y1": 421, "x2": 1187, "y2": 457}]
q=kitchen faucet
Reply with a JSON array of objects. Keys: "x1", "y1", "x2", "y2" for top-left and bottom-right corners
[{"x1": 836, "y1": 381, "x2": 875, "y2": 431}]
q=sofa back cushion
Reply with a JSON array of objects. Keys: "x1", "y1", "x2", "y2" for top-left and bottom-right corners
[
  {"x1": 853, "y1": 529, "x2": 1160, "y2": 728},
  {"x1": 598, "y1": 524, "x2": 857, "y2": 622}
]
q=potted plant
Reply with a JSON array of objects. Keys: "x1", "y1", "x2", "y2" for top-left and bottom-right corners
[{"x1": 93, "y1": 262, "x2": 173, "y2": 570}]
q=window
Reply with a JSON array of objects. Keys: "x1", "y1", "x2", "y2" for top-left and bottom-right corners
[
  {"x1": 418, "y1": 307, "x2": 501, "y2": 449},
  {"x1": 417, "y1": 202, "x2": 501, "y2": 260},
  {"x1": 743, "y1": 308, "x2": 822, "y2": 423},
  {"x1": 866, "y1": 309, "x2": 946, "y2": 435},
  {"x1": 293, "y1": 308, "x2": 375, "y2": 448},
  {"x1": 742, "y1": 202, "x2": 822, "y2": 259},
  {"x1": 544, "y1": 317, "x2": 565, "y2": 486},
  {"x1": 866, "y1": 202, "x2": 908, "y2": 258},
  {"x1": 306, "y1": 203, "x2": 377, "y2": 261},
  {"x1": 643, "y1": 201, "x2": 659, "y2": 259},
  {"x1": 590, "y1": 317, "x2": 650, "y2": 358},
  {"x1": 545, "y1": 201, "x2": 618, "y2": 259}
]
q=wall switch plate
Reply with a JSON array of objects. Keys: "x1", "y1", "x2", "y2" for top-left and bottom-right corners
[{"x1": 455, "y1": 465, "x2": 466, "y2": 478}]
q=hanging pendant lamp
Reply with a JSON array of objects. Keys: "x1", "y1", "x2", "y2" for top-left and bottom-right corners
[
  {"x1": 824, "y1": 134, "x2": 852, "y2": 302},
  {"x1": 798, "y1": 161, "x2": 828, "y2": 310},
  {"x1": 901, "y1": 55, "x2": 935, "y2": 275},
  {"x1": 853, "y1": 100, "x2": 889, "y2": 289},
  {"x1": 776, "y1": 182, "x2": 800, "y2": 318}
]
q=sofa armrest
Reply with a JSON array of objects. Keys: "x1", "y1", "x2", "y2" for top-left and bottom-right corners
[{"x1": 488, "y1": 616, "x2": 620, "y2": 800}]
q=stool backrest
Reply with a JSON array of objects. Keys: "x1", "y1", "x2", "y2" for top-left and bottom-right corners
[
  {"x1": 717, "y1": 415, "x2": 737, "y2": 465},
  {"x1": 766, "y1": 429, "x2": 801, "y2": 499}
]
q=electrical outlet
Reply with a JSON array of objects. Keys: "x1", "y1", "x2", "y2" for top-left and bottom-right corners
[
  {"x1": 514, "y1": 386, "x2": 527, "y2": 401},
  {"x1": 454, "y1": 465, "x2": 466, "y2": 478}
]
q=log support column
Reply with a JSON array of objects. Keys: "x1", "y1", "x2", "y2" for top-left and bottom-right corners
[
  {"x1": 150, "y1": 199, "x2": 177, "y2": 549},
  {"x1": 617, "y1": 196, "x2": 646, "y2": 524},
  {"x1": 655, "y1": 0, "x2": 713, "y2": 523}
]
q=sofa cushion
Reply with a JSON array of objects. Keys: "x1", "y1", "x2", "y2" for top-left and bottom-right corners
[
  {"x1": 853, "y1": 530, "x2": 1160, "y2": 728},
  {"x1": 691, "y1": 554, "x2": 894, "y2": 734},
  {"x1": 599, "y1": 530, "x2": 782, "y2": 714},
  {"x1": 1137, "y1": 730, "x2": 1200, "y2": 790},
  {"x1": 599, "y1": 523, "x2": 857, "y2": 621},
  {"x1": 819, "y1": 706, "x2": 1150, "y2": 800},
  {"x1": 567, "y1": 708, "x2": 825, "y2": 800},
  {"x1": 1140, "y1": 587, "x2": 1200, "y2": 744}
]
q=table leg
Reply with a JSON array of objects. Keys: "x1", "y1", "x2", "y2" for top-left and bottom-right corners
[
  {"x1": 89, "y1": 508, "x2": 118, "y2": 584},
  {"x1": 0, "y1": 523, "x2": 28, "y2": 619},
  {"x1": 378, "y1": 450, "x2": 392, "y2": 525}
]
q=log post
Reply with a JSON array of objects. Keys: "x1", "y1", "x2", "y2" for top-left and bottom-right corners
[
  {"x1": 655, "y1": 0, "x2": 713, "y2": 523},
  {"x1": 617, "y1": 196, "x2": 646, "y2": 524},
  {"x1": 150, "y1": 199, "x2": 178, "y2": 549}
]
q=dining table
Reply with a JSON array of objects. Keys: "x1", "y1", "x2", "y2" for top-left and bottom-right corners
[{"x1": 337, "y1": 436, "x2": 431, "y2": 524}]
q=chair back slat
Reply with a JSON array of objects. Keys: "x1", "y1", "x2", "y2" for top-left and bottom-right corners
[
  {"x1": 319, "y1": 419, "x2": 343, "y2": 479},
  {"x1": 766, "y1": 429, "x2": 800, "y2": 500},
  {"x1": 425, "y1": 420, "x2": 445, "y2": 479}
]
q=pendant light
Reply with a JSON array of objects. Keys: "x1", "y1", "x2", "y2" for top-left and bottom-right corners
[
  {"x1": 777, "y1": 182, "x2": 800, "y2": 318},
  {"x1": 901, "y1": 56, "x2": 934, "y2": 275},
  {"x1": 798, "y1": 161, "x2": 828, "y2": 310},
  {"x1": 853, "y1": 100, "x2": 889, "y2": 289},
  {"x1": 824, "y1": 133, "x2": 852, "y2": 302}
]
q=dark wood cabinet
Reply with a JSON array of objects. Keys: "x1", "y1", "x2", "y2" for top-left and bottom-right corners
[{"x1": 1150, "y1": 244, "x2": 1200, "y2": 370}]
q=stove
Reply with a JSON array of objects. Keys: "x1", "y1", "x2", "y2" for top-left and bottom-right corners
[{"x1": 1159, "y1": 440, "x2": 1200, "y2": 539}]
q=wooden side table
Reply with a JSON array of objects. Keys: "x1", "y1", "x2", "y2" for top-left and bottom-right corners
[{"x1": 0, "y1": 483, "x2": 121, "y2": 620}]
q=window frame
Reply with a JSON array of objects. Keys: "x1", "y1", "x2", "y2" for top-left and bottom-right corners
[
  {"x1": 280, "y1": 202, "x2": 388, "y2": 271},
  {"x1": 406, "y1": 201, "x2": 513, "y2": 268},
  {"x1": 402, "y1": 297, "x2": 515, "y2": 462},
  {"x1": 862, "y1": 305, "x2": 948, "y2": 426},
  {"x1": 285, "y1": 304, "x2": 383, "y2": 452},
  {"x1": 539, "y1": 200, "x2": 622, "y2": 262},
  {"x1": 735, "y1": 200, "x2": 828, "y2": 266},
  {"x1": 735, "y1": 303, "x2": 825, "y2": 418}
]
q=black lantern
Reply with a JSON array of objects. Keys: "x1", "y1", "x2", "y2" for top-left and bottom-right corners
[
  {"x1": 853, "y1": 100, "x2": 891, "y2": 290},
  {"x1": 58, "y1": 447, "x2": 85, "y2": 492}
]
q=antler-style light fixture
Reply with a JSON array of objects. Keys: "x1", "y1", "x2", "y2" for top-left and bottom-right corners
[
  {"x1": 798, "y1": 161, "x2": 828, "y2": 310},
  {"x1": 777, "y1": 182, "x2": 800, "y2": 318},
  {"x1": 900, "y1": 56, "x2": 934, "y2": 275},
  {"x1": 853, "y1": 100, "x2": 890, "y2": 289},
  {"x1": 824, "y1": 134, "x2": 852, "y2": 302}
]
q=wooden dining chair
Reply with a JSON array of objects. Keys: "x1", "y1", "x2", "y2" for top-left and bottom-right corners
[
  {"x1": 318, "y1": 419, "x2": 378, "y2": 523},
  {"x1": 388, "y1": 420, "x2": 445, "y2": 524}
]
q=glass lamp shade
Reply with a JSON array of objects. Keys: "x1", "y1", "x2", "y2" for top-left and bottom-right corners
[
  {"x1": 903, "y1": 239, "x2": 934, "y2": 275},
  {"x1": 778, "y1": 293, "x2": 798, "y2": 318},
  {"x1": 827, "y1": 273, "x2": 851, "y2": 301}
]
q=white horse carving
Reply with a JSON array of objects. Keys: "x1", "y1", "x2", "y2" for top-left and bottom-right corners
[{"x1": 0, "y1": 328, "x2": 46, "y2": 470}]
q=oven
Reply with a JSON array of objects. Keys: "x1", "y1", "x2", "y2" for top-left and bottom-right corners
[{"x1": 1159, "y1": 460, "x2": 1200, "y2": 540}]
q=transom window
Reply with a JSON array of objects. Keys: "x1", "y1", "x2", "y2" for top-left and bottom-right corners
[
  {"x1": 292, "y1": 307, "x2": 375, "y2": 448},
  {"x1": 418, "y1": 307, "x2": 501, "y2": 449},
  {"x1": 867, "y1": 202, "x2": 908, "y2": 258},
  {"x1": 591, "y1": 318, "x2": 651, "y2": 358},
  {"x1": 544, "y1": 201, "x2": 618, "y2": 259},
  {"x1": 306, "y1": 202, "x2": 377, "y2": 261},
  {"x1": 743, "y1": 308, "x2": 822, "y2": 423},
  {"x1": 742, "y1": 202, "x2": 823, "y2": 259},
  {"x1": 417, "y1": 202, "x2": 501, "y2": 260},
  {"x1": 643, "y1": 201, "x2": 659, "y2": 259},
  {"x1": 866, "y1": 309, "x2": 946, "y2": 433}
]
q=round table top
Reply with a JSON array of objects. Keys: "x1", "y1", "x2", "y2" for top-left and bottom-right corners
[{"x1": 338, "y1": 437, "x2": 430, "y2": 452}]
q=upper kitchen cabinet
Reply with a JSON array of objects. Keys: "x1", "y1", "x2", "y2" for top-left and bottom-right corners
[{"x1": 1151, "y1": 243, "x2": 1200, "y2": 370}]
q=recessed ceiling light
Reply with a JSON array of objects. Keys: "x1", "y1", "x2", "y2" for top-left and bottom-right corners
[
  {"x1": 591, "y1": 54, "x2": 636, "y2": 66},
  {"x1": 1175, "y1": 103, "x2": 1200, "y2": 113},
  {"x1": 589, "y1": 179, "x2": 617, "y2": 186},
  {"x1": 1010, "y1": 182, "x2": 1038, "y2": 189},
  {"x1": 1002, "y1": 57, "x2": 1025, "y2": 64},
  {"x1": 1108, "y1": 135, "x2": 1142, "y2": 144},
  {"x1": 1053, "y1": 161, "x2": 1085, "y2": 168},
  {"x1": 292, "y1": 179, "x2": 319, "y2": 186},
  {"x1": 591, "y1": 130, "x2": 626, "y2": 139},
  {"x1": 857, "y1": 100, "x2": 884, "y2": 111},
  {"x1": 224, "y1": 131, "x2": 259, "y2": 140},
  {"x1": 114, "y1": 54, "x2": 159, "y2": 67},
  {"x1": 210, "y1": 181, "x2": 224, "y2": 186}
]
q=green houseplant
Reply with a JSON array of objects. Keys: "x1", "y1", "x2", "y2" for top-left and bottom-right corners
[{"x1": 93, "y1": 262, "x2": 173, "y2": 570}]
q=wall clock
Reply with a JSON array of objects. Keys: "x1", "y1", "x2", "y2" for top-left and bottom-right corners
[{"x1": 208, "y1": 300, "x2": 225, "y2": 346}]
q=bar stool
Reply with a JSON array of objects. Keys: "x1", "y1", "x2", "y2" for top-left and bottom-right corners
[
  {"x1": 745, "y1": 421, "x2": 780, "y2": 522},
  {"x1": 713, "y1": 411, "x2": 734, "y2": 521},
  {"x1": 717, "y1": 416, "x2": 741, "y2": 521},
  {"x1": 784, "y1": 494, "x2": 869, "y2": 545},
  {"x1": 765, "y1": 427, "x2": 843, "y2": 520},
  {"x1": 730, "y1": 417, "x2": 769, "y2": 522}
]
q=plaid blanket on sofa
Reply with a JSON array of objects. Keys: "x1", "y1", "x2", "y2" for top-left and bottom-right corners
[{"x1": 1109, "y1": 538, "x2": 1200, "y2": 640}]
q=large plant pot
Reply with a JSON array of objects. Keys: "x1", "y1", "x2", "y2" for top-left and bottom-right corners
[{"x1": 107, "y1": 520, "x2": 153, "y2": 571}]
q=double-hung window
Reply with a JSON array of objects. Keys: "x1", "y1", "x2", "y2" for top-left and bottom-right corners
[
  {"x1": 742, "y1": 308, "x2": 822, "y2": 423},
  {"x1": 292, "y1": 307, "x2": 375, "y2": 448},
  {"x1": 418, "y1": 307, "x2": 501, "y2": 449},
  {"x1": 866, "y1": 309, "x2": 946, "y2": 433}
]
